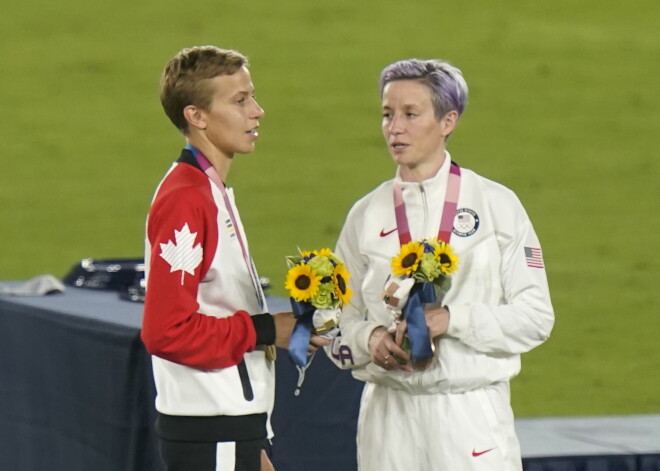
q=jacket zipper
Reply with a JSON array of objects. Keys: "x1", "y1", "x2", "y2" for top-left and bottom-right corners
[{"x1": 420, "y1": 183, "x2": 428, "y2": 236}]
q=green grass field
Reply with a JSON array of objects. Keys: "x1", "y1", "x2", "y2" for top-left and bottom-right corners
[{"x1": 2, "y1": 0, "x2": 659, "y2": 416}]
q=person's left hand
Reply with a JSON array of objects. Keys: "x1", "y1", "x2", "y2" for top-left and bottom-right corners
[
  {"x1": 396, "y1": 305, "x2": 450, "y2": 367},
  {"x1": 424, "y1": 307, "x2": 450, "y2": 339},
  {"x1": 394, "y1": 307, "x2": 449, "y2": 341},
  {"x1": 272, "y1": 312, "x2": 296, "y2": 349}
]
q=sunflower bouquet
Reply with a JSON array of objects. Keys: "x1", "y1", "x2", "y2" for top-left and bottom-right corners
[
  {"x1": 285, "y1": 248, "x2": 352, "y2": 366},
  {"x1": 384, "y1": 238, "x2": 458, "y2": 364},
  {"x1": 391, "y1": 238, "x2": 458, "y2": 286}
]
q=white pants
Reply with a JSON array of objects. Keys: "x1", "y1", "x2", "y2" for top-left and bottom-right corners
[{"x1": 356, "y1": 381, "x2": 522, "y2": 471}]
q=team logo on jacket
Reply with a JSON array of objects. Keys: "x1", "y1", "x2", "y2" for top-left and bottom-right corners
[
  {"x1": 159, "y1": 223, "x2": 203, "y2": 285},
  {"x1": 329, "y1": 337, "x2": 354, "y2": 366},
  {"x1": 453, "y1": 208, "x2": 479, "y2": 237}
]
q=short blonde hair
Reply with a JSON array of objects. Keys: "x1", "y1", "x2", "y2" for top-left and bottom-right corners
[{"x1": 160, "y1": 46, "x2": 248, "y2": 133}]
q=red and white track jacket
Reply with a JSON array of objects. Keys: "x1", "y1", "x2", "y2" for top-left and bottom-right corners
[{"x1": 141, "y1": 149, "x2": 275, "y2": 441}]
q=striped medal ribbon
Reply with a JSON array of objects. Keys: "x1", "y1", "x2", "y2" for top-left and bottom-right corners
[
  {"x1": 391, "y1": 161, "x2": 461, "y2": 363},
  {"x1": 187, "y1": 145, "x2": 276, "y2": 362},
  {"x1": 393, "y1": 161, "x2": 461, "y2": 245}
]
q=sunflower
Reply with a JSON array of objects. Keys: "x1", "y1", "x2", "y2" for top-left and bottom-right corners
[
  {"x1": 434, "y1": 242, "x2": 458, "y2": 275},
  {"x1": 333, "y1": 263, "x2": 353, "y2": 306},
  {"x1": 391, "y1": 241, "x2": 424, "y2": 277},
  {"x1": 285, "y1": 264, "x2": 321, "y2": 302},
  {"x1": 299, "y1": 250, "x2": 316, "y2": 262},
  {"x1": 316, "y1": 248, "x2": 333, "y2": 258}
]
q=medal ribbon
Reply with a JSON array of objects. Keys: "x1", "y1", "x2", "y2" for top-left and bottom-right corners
[
  {"x1": 392, "y1": 160, "x2": 461, "y2": 363},
  {"x1": 186, "y1": 145, "x2": 266, "y2": 311},
  {"x1": 393, "y1": 161, "x2": 461, "y2": 245}
]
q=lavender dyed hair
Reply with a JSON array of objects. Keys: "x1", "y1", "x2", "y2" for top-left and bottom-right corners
[{"x1": 379, "y1": 59, "x2": 468, "y2": 119}]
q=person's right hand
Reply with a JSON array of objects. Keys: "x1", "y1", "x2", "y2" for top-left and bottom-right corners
[
  {"x1": 308, "y1": 335, "x2": 331, "y2": 355},
  {"x1": 368, "y1": 326, "x2": 412, "y2": 372},
  {"x1": 272, "y1": 312, "x2": 296, "y2": 349}
]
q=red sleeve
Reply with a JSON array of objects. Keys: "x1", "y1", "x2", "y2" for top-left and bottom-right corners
[{"x1": 140, "y1": 177, "x2": 258, "y2": 370}]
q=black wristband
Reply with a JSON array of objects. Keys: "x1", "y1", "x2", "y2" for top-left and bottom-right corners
[{"x1": 251, "y1": 313, "x2": 275, "y2": 346}]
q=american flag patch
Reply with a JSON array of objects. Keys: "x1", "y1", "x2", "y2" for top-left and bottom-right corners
[
  {"x1": 225, "y1": 218, "x2": 236, "y2": 239},
  {"x1": 525, "y1": 247, "x2": 544, "y2": 269}
]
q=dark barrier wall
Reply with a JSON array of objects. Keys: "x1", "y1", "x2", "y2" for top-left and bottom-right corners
[{"x1": 1, "y1": 288, "x2": 658, "y2": 471}]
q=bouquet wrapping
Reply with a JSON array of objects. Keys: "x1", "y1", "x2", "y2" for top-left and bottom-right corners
[
  {"x1": 285, "y1": 248, "x2": 352, "y2": 366},
  {"x1": 385, "y1": 238, "x2": 458, "y2": 364}
]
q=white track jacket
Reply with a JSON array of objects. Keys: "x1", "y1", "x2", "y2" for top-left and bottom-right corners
[{"x1": 326, "y1": 153, "x2": 554, "y2": 394}]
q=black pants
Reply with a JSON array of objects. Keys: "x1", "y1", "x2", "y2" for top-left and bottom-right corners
[{"x1": 159, "y1": 438, "x2": 262, "y2": 471}]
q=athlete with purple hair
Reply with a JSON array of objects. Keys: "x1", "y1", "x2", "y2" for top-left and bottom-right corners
[{"x1": 326, "y1": 59, "x2": 554, "y2": 470}]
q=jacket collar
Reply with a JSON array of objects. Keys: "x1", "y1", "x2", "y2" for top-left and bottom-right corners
[
  {"x1": 177, "y1": 147, "x2": 203, "y2": 171},
  {"x1": 393, "y1": 150, "x2": 452, "y2": 189}
]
